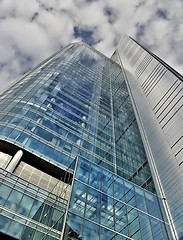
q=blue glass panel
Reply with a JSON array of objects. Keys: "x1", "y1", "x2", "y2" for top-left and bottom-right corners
[
  {"x1": 59, "y1": 152, "x2": 71, "y2": 166},
  {"x1": 17, "y1": 195, "x2": 34, "y2": 217},
  {"x1": 115, "y1": 233, "x2": 129, "y2": 240},
  {"x1": 0, "y1": 114, "x2": 4, "y2": 121},
  {"x1": 139, "y1": 212, "x2": 153, "y2": 239},
  {"x1": 26, "y1": 138, "x2": 50, "y2": 158},
  {"x1": 75, "y1": 157, "x2": 90, "y2": 184},
  {"x1": 9, "y1": 116, "x2": 19, "y2": 125},
  {"x1": 18, "y1": 119, "x2": 29, "y2": 128},
  {"x1": 9, "y1": 129, "x2": 21, "y2": 140},
  {"x1": 100, "y1": 227, "x2": 115, "y2": 240},
  {"x1": 5, "y1": 189, "x2": 23, "y2": 211},
  {"x1": 100, "y1": 161, "x2": 114, "y2": 172},
  {"x1": 0, "y1": 215, "x2": 11, "y2": 233},
  {"x1": 127, "y1": 206, "x2": 139, "y2": 238},
  {"x1": 135, "y1": 186, "x2": 147, "y2": 212},
  {"x1": 7, "y1": 221, "x2": 24, "y2": 238},
  {"x1": 44, "y1": 144, "x2": 53, "y2": 159},
  {"x1": 10, "y1": 107, "x2": 21, "y2": 114},
  {"x1": 89, "y1": 164, "x2": 102, "y2": 189},
  {"x1": 125, "y1": 181, "x2": 136, "y2": 207},
  {"x1": 100, "y1": 193, "x2": 114, "y2": 229},
  {"x1": 114, "y1": 200, "x2": 128, "y2": 235},
  {"x1": 113, "y1": 176, "x2": 125, "y2": 201},
  {"x1": 150, "y1": 218, "x2": 164, "y2": 240},
  {"x1": 51, "y1": 148, "x2": 61, "y2": 162},
  {"x1": 71, "y1": 145, "x2": 79, "y2": 156},
  {"x1": 145, "y1": 192, "x2": 159, "y2": 218},
  {"x1": 16, "y1": 132, "x2": 29, "y2": 145},
  {"x1": 67, "y1": 132, "x2": 79, "y2": 143},
  {"x1": 35, "y1": 126, "x2": 53, "y2": 142},
  {"x1": 83, "y1": 220, "x2": 100, "y2": 240},
  {"x1": 101, "y1": 169, "x2": 113, "y2": 196},
  {"x1": 29, "y1": 199, "x2": 43, "y2": 218},
  {"x1": 1, "y1": 114, "x2": 14, "y2": 122},
  {"x1": 86, "y1": 187, "x2": 100, "y2": 223},
  {"x1": 63, "y1": 213, "x2": 83, "y2": 240},
  {"x1": 69, "y1": 180, "x2": 87, "y2": 217},
  {"x1": 0, "y1": 185, "x2": 11, "y2": 205},
  {"x1": 63, "y1": 142, "x2": 72, "y2": 153},
  {"x1": 0, "y1": 126, "x2": 12, "y2": 137}
]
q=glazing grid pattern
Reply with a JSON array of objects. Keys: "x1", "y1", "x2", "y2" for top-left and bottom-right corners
[
  {"x1": 0, "y1": 168, "x2": 67, "y2": 239},
  {"x1": 0, "y1": 43, "x2": 154, "y2": 191},
  {"x1": 0, "y1": 43, "x2": 173, "y2": 239},
  {"x1": 63, "y1": 157, "x2": 171, "y2": 240}
]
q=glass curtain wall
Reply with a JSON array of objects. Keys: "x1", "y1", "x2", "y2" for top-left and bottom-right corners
[
  {"x1": 0, "y1": 43, "x2": 155, "y2": 190},
  {"x1": 0, "y1": 43, "x2": 173, "y2": 239}
]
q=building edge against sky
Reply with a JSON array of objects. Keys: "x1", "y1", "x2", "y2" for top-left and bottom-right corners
[
  {"x1": 0, "y1": 35, "x2": 182, "y2": 239},
  {"x1": 112, "y1": 35, "x2": 183, "y2": 239}
]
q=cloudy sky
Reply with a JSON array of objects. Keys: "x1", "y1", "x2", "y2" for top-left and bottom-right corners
[{"x1": 0, "y1": 0, "x2": 182, "y2": 92}]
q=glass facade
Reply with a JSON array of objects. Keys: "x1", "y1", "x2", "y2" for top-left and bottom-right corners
[
  {"x1": 0, "y1": 41, "x2": 176, "y2": 239},
  {"x1": 116, "y1": 35, "x2": 183, "y2": 239},
  {"x1": 0, "y1": 167, "x2": 68, "y2": 239},
  {"x1": 63, "y1": 157, "x2": 171, "y2": 239},
  {"x1": 0, "y1": 43, "x2": 155, "y2": 191}
]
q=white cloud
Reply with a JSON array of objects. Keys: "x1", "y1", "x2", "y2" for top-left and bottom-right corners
[
  {"x1": 0, "y1": 0, "x2": 39, "y2": 25},
  {"x1": 133, "y1": 0, "x2": 183, "y2": 74},
  {"x1": 0, "y1": 18, "x2": 51, "y2": 57},
  {"x1": 0, "y1": 0, "x2": 182, "y2": 93},
  {"x1": 35, "y1": 9, "x2": 74, "y2": 47}
]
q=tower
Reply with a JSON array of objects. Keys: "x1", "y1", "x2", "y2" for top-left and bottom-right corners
[
  {"x1": 0, "y1": 36, "x2": 182, "y2": 239},
  {"x1": 113, "y1": 35, "x2": 183, "y2": 239}
]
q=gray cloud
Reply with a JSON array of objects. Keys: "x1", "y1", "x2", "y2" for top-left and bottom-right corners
[{"x1": 0, "y1": 0, "x2": 182, "y2": 92}]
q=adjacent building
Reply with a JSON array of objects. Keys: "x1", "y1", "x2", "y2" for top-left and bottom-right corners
[{"x1": 0, "y1": 36, "x2": 182, "y2": 239}]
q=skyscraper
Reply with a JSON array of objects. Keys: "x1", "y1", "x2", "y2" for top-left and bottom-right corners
[{"x1": 0, "y1": 36, "x2": 182, "y2": 240}]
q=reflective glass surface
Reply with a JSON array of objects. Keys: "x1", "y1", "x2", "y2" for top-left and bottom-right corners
[
  {"x1": 0, "y1": 42, "x2": 175, "y2": 239},
  {"x1": 0, "y1": 168, "x2": 67, "y2": 239},
  {"x1": 116, "y1": 35, "x2": 183, "y2": 238},
  {"x1": 0, "y1": 43, "x2": 155, "y2": 192},
  {"x1": 63, "y1": 157, "x2": 172, "y2": 239}
]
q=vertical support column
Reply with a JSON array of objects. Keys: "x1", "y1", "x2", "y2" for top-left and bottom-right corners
[
  {"x1": 109, "y1": 63, "x2": 117, "y2": 174},
  {"x1": 6, "y1": 150, "x2": 23, "y2": 173},
  {"x1": 60, "y1": 156, "x2": 79, "y2": 240}
]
